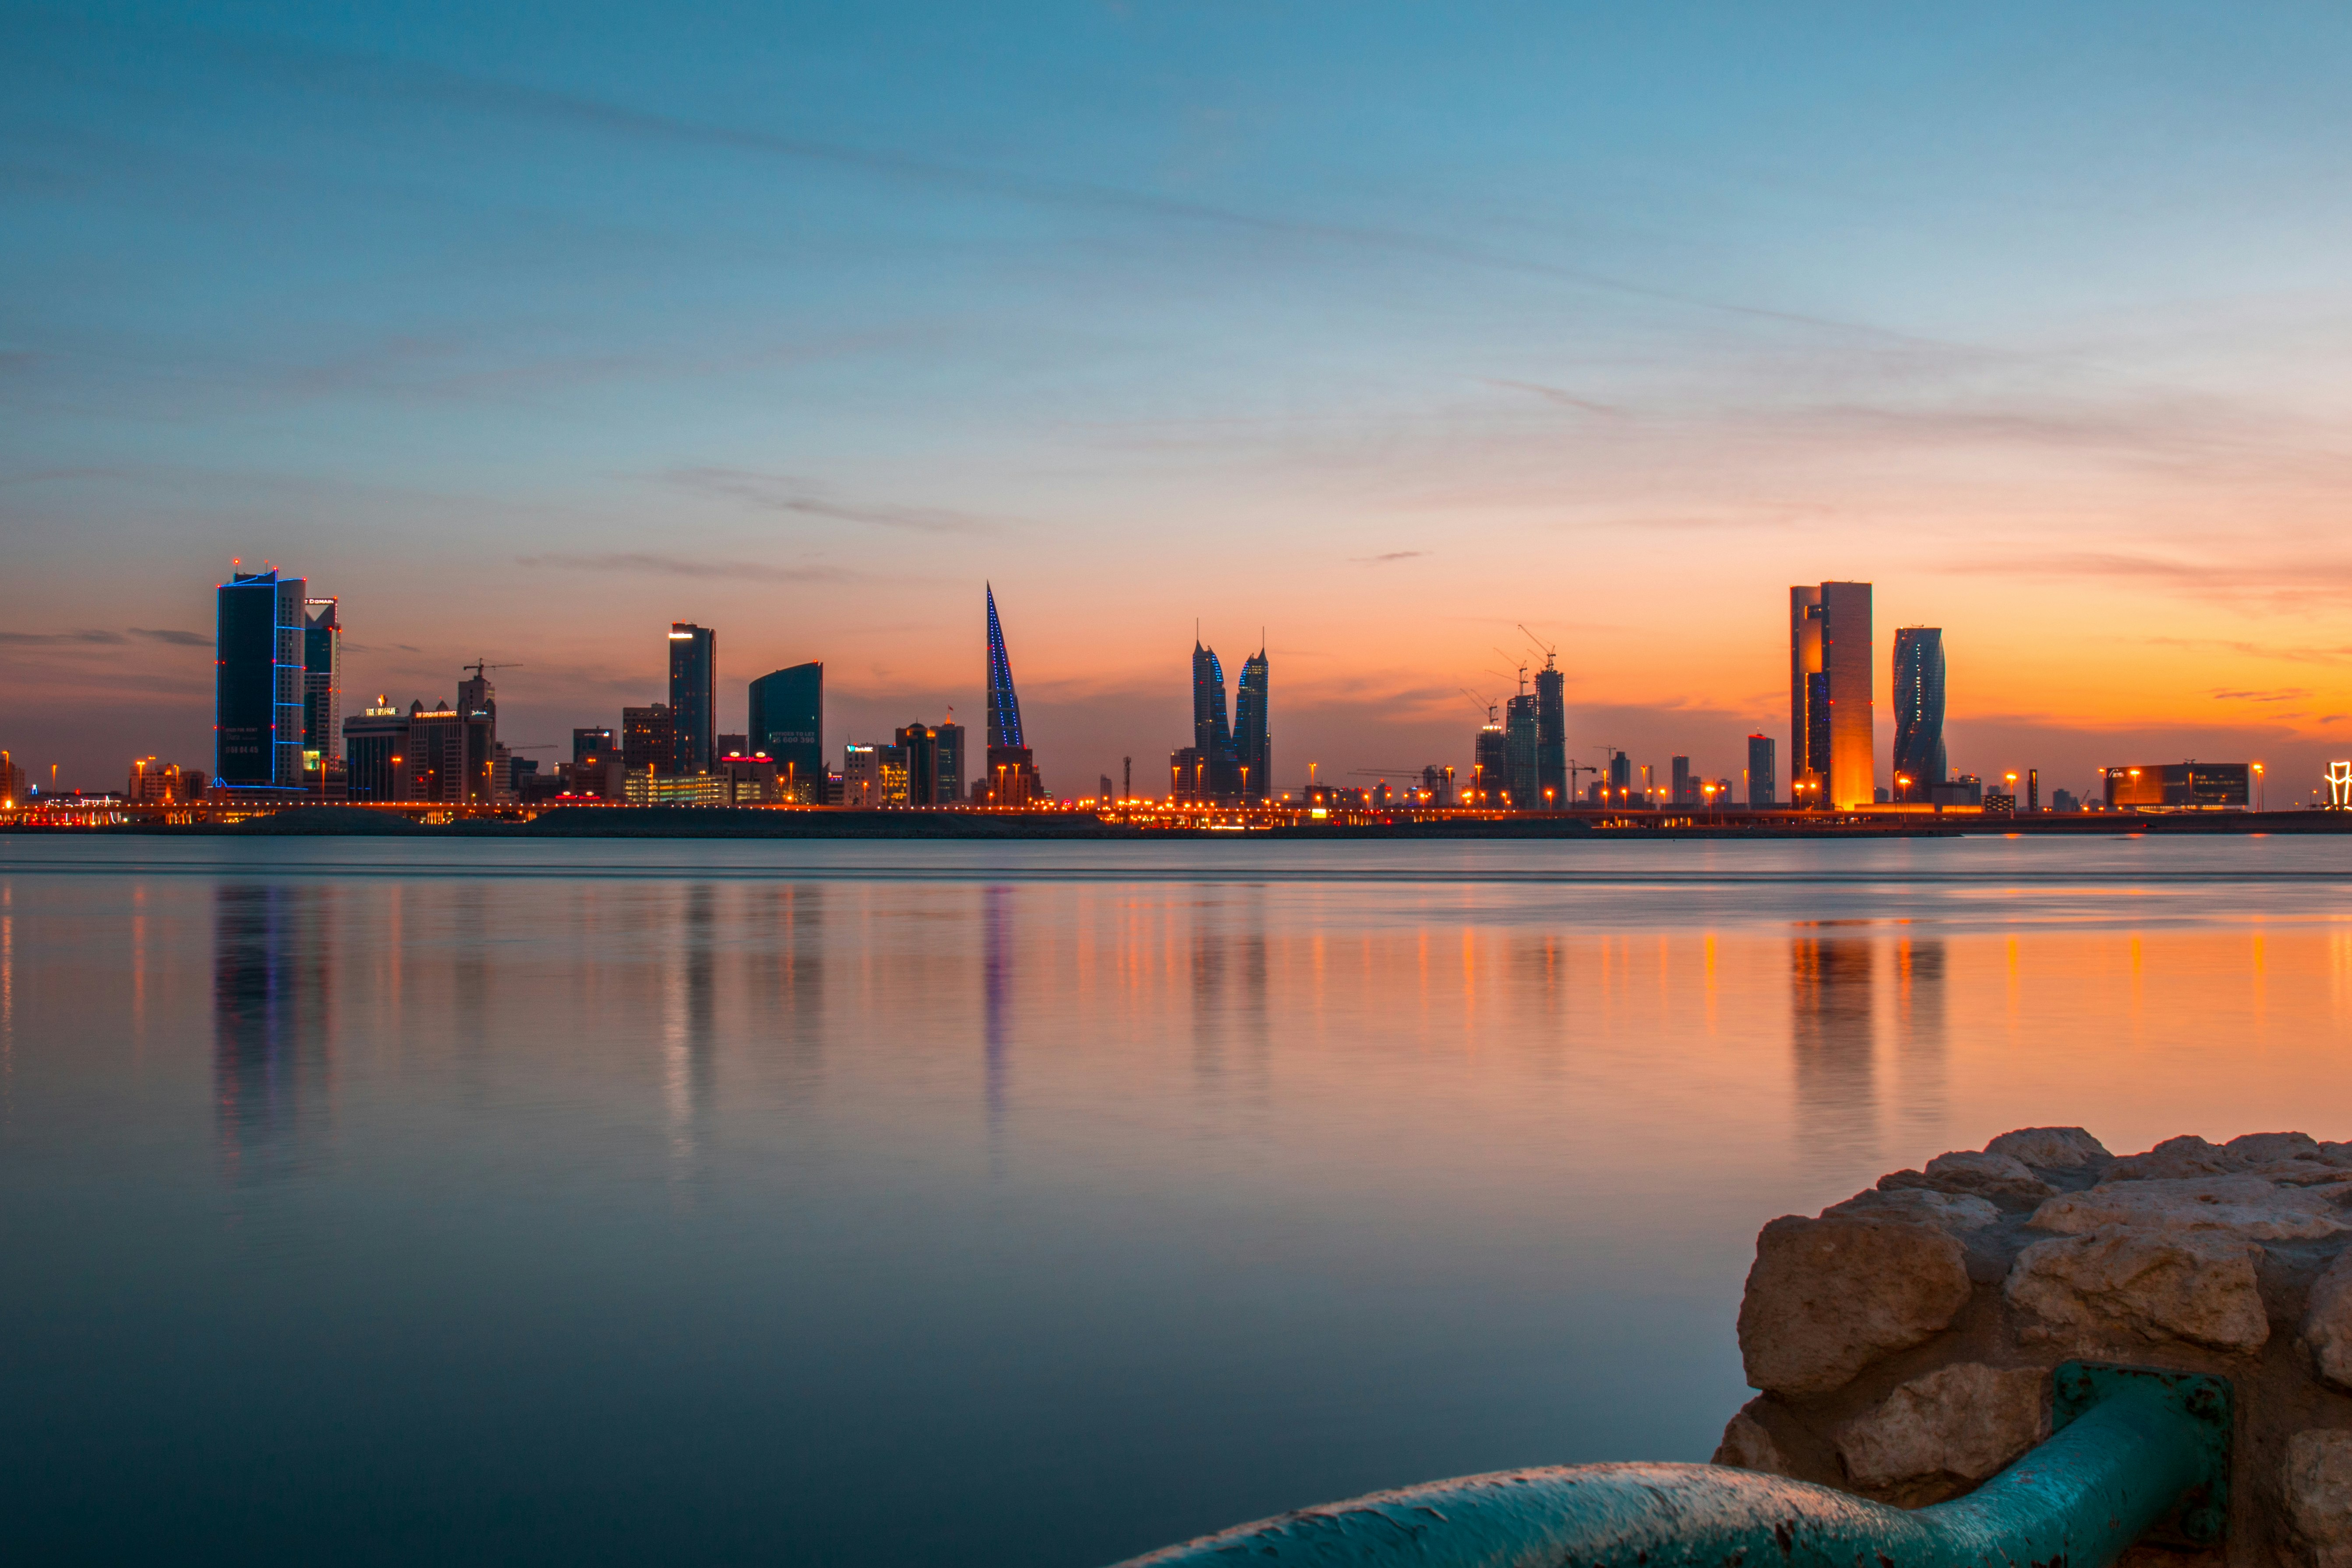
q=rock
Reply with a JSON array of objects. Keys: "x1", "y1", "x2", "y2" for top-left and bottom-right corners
[
  {"x1": 1713, "y1": 1404, "x2": 1789, "y2": 1474},
  {"x1": 1824, "y1": 1187, "x2": 2000, "y2": 1233},
  {"x1": 2109, "y1": 1134, "x2": 2233, "y2": 1181},
  {"x1": 1738, "y1": 1214, "x2": 1973, "y2": 1396},
  {"x1": 2004, "y1": 1226, "x2": 2268, "y2": 1353},
  {"x1": 2027, "y1": 1174, "x2": 2352, "y2": 1242},
  {"x1": 1882, "y1": 1150, "x2": 2056, "y2": 1207},
  {"x1": 1836, "y1": 1363, "x2": 2045, "y2": 1490},
  {"x1": 2229, "y1": 1131, "x2": 2324, "y2": 1165},
  {"x1": 2304, "y1": 1250, "x2": 2352, "y2": 1392},
  {"x1": 2282, "y1": 1429, "x2": 2352, "y2": 1568},
  {"x1": 1985, "y1": 1127, "x2": 2109, "y2": 1170}
]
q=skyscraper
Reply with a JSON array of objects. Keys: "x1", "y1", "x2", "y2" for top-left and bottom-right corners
[
  {"x1": 215, "y1": 567, "x2": 306, "y2": 789},
  {"x1": 1534, "y1": 656, "x2": 1566, "y2": 810},
  {"x1": 982, "y1": 585, "x2": 1042, "y2": 805},
  {"x1": 622, "y1": 705, "x2": 675, "y2": 773},
  {"x1": 1234, "y1": 645, "x2": 1271, "y2": 803},
  {"x1": 1473, "y1": 709, "x2": 1508, "y2": 807},
  {"x1": 1891, "y1": 627, "x2": 1947, "y2": 801},
  {"x1": 1504, "y1": 692, "x2": 1539, "y2": 809},
  {"x1": 1671, "y1": 755, "x2": 1694, "y2": 807},
  {"x1": 1790, "y1": 581, "x2": 1874, "y2": 809},
  {"x1": 748, "y1": 662, "x2": 824, "y2": 802},
  {"x1": 668, "y1": 623, "x2": 716, "y2": 775},
  {"x1": 1191, "y1": 640, "x2": 1240, "y2": 801},
  {"x1": 1747, "y1": 733, "x2": 1777, "y2": 808},
  {"x1": 302, "y1": 597, "x2": 340, "y2": 770}
]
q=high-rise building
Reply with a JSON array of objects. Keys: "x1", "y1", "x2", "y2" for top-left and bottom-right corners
[
  {"x1": 748, "y1": 662, "x2": 824, "y2": 802},
  {"x1": 1747, "y1": 733, "x2": 1777, "y2": 808},
  {"x1": 895, "y1": 721, "x2": 964, "y2": 806},
  {"x1": 0, "y1": 751, "x2": 23, "y2": 806},
  {"x1": 1790, "y1": 581, "x2": 1874, "y2": 809},
  {"x1": 667, "y1": 623, "x2": 716, "y2": 775},
  {"x1": 622, "y1": 705, "x2": 675, "y2": 773},
  {"x1": 1891, "y1": 627, "x2": 1947, "y2": 802},
  {"x1": 1472, "y1": 709, "x2": 1508, "y2": 807},
  {"x1": 302, "y1": 598, "x2": 340, "y2": 768},
  {"x1": 403, "y1": 699, "x2": 498, "y2": 804},
  {"x1": 982, "y1": 586, "x2": 1042, "y2": 805},
  {"x1": 1671, "y1": 755, "x2": 1695, "y2": 807},
  {"x1": 843, "y1": 741, "x2": 910, "y2": 808},
  {"x1": 1607, "y1": 749, "x2": 1632, "y2": 796},
  {"x1": 216, "y1": 567, "x2": 307, "y2": 790},
  {"x1": 1234, "y1": 646, "x2": 1271, "y2": 803},
  {"x1": 1505, "y1": 692, "x2": 1540, "y2": 809},
  {"x1": 1534, "y1": 657, "x2": 1565, "y2": 810},
  {"x1": 1191, "y1": 640, "x2": 1240, "y2": 802},
  {"x1": 343, "y1": 698, "x2": 409, "y2": 801},
  {"x1": 573, "y1": 728, "x2": 615, "y2": 763}
]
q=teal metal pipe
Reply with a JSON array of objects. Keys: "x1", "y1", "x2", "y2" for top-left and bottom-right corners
[{"x1": 1112, "y1": 1367, "x2": 2228, "y2": 1568}]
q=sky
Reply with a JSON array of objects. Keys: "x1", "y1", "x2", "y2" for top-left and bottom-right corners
[{"x1": 9, "y1": 2, "x2": 2352, "y2": 802}]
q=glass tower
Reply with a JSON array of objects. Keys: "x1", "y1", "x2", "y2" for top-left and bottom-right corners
[
  {"x1": 302, "y1": 598, "x2": 340, "y2": 768},
  {"x1": 748, "y1": 662, "x2": 824, "y2": 801},
  {"x1": 215, "y1": 568, "x2": 307, "y2": 789},
  {"x1": 1233, "y1": 646, "x2": 1271, "y2": 803},
  {"x1": 1192, "y1": 641, "x2": 1239, "y2": 801},
  {"x1": 1534, "y1": 658, "x2": 1566, "y2": 810},
  {"x1": 668, "y1": 623, "x2": 716, "y2": 775},
  {"x1": 982, "y1": 585, "x2": 1041, "y2": 805},
  {"x1": 1504, "y1": 692, "x2": 1540, "y2": 809},
  {"x1": 1790, "y1": 581, "x2": 1874, "y2": 809},
  {"x1": 1892, "y1": 627, "x2": 1947, "y2": 800}
]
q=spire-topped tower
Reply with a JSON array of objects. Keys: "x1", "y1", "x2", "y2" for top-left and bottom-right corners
[
  {"x1": 1235, "y1": 640, "x2": 1271, "y2": 804},
  {"x1": 985, "y1": 583, "x2": 1025, "y2": 749},
  {"x1": 982, "y1": 584, "x2": 1042, "y2": 805}
]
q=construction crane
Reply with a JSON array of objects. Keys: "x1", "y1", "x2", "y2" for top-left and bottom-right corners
[
  {"x1": 1517, "y1": 624, "x2": 1558, "y2": 668},
  {"x1": 463, "y1": 660, "x2": 521, "y2": 681}
]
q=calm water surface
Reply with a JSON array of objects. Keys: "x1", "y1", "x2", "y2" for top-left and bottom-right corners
[{"x1": 4, "y1": 834, "x2": 2350, "y2": 1565}]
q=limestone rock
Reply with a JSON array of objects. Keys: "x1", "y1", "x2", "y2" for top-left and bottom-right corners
[
  {"x1": 1882, "y1": 1150, "x2": 2055, "y2": 1207},
  {"x1": 2004, "y1": 1226, "x2": 2268, "y2": 1353},
  {"x1": 2109, "y1": 1134, "x2": 2233, "y2": 1181},
  {"x1": 1713, "y1": 1404, "x2": 1789, "y2": 1474},
  {"x1": 1738, "y1": 1214, "x2": 1973, "y2": 1396},
  {"x1": 2304, "y1": 1250, "x2": 2352, "y2": 1392},
  {"x1": 2282, "y1": 1429, "x2": 2352, "y2": 1568},
  {"x1": 1836, "y1": 1363, "x2": 2045, "y2": 1489},
  {"x1": 1824, "y1": 1187, "x2": 2000, "y2": 1233},
  {"x1": 2027, "y1": 1174, "x2": 2352, "y2": 1242},
  {"x1": 2228, "y1": 1130, "x2": 2324, "y2": 1165},
  {"x1": 1985, "y1": 1126, "x2": 2109, "y2": 1170}
]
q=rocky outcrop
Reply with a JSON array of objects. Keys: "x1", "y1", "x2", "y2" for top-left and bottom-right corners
[
  {"x1": 2005, "y1": 1227, "x2": 2268, "y2": 1352},
  {"x1": 1736, "y1": 1214, "x2": 1971, "y2": 1396},
  {"x1": 1836, "y1": 1363, "x2": 2044, "y2": 1499},
  {"x1": 2285, "y1": 1430, "x2": 2352, "y2": 1568},
  {"x1": 1725, "y1": 1126, "x2": 2352, "y2": 1567}
]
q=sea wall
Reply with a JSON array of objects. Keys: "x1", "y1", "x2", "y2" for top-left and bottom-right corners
[{"x1": 1719, "y1": 1128, "x2": 2352, "y2": 1567}]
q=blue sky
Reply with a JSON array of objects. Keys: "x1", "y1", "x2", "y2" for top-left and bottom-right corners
[{"x1": 10, "y1": 3, "x2": 2352, "y2": 797}]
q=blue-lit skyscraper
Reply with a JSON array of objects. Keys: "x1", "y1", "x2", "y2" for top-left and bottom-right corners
[
  {"x1": 1234, "y1": 645, "x2": 1270, "y2": 802},
  {"x1": 1892, "y1": 626, "x2": 1947, "y2": 800},
  {"x1": 982, "y1": 585, "x2": 1041, "y2": 805},
  {"x1": 668, "y1": 622, "x2": 716, "y2": 775},
  {"x1": 748, "y1": 661, "x2": 823, "y2": 801},
  {"x1": 215, "y1": 567, "x2": 306, "y2": 789},
  {"x1": 1191, "y1": 640, "x2": 1240, "y2": 801}
]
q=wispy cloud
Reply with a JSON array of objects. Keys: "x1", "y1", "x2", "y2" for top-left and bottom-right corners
[
  {"x1": 1486, "y1": 380, "x2": 1625, "y2": 416},
  {"x1": 1352, "y1": 550, "x2": 1428, "y2": 564},
  {"x1": 516, "y1": 551, "x2": 856, "y2": 583},
  {"x1": 664, "y1": 467, "x2": 993, "y2": 535},
  {"x1": 2211, "y1": 687, "x2": 2313, "y2": 703},
  {"x1": 128, "y1": 627, "x2": 207, "y2": 646},
  {"x1": 0, "y1": 628, "x2": 127, "y2": 645}
]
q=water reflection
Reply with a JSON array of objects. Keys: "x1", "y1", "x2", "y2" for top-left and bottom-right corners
[
  {"x1": 212, "y1": 883, "x2": 332, "y2": 1183},
  {"x1": 1790, "y1": 933, "x2": 1877, "y2": 1162},
  {"x1": 984, "y1": 882, "x2": 1011, "y2": 1135},
  {"x1": 1892, "y1": 937, "x2": 1949, "y2": 1146}
]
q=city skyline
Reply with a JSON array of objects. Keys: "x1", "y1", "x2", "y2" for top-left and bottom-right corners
[{"x1": 12, "y1": 8, "x2": 2352, "y2": 795}]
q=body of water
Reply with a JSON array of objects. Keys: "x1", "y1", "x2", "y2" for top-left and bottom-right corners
[{"x1": 3, "y1": 834, "x2": 2348, "y2": 1564}]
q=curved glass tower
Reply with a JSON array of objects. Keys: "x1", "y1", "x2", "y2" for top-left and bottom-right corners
[{"x1": 1892, "y1": 626, "x2": 1946, "y2": 801}]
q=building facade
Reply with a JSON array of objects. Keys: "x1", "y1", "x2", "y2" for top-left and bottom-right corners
[
  {"x1": 748, "y1": 662, "x2": 824, "y2": 802},
  {"x1": 1891, "y1": 626, "x2": 1947, "y2": 802},
  {"x1": 215, "y1": 567, "x2": 307, "y2": 789},
  {"x1": 1472, "y1": 710, "x2": 1508, "y2": 807},
  {"x1": 1790, "y1": 580, "x2": 1874, "y2": 809},
  {"x1": 982, "y1": 586, "x2": 1042, "y2": 805},
  {"x1": 1234, "y1": 646, "x2": 1271, "y2": 803},
  {"x1": 342, "y1": 699, "x2": 409, "y2": 802},
  {"x1": 667, "y1": 623, "x2": 716, "y2": 776},
  {"x1": 622, "y1": 706, "x2": 675, "y2": 773},
  {"x1": 1504, "y1": 692, "x2": 1540, "y2": 809},
  {"x1": 1534, "y1": 658, "x2": 1565, "y2": 810},
  {"x1": 302, "y1": 597, "x2": 340, "y2": 770},
  {"x1": 2105, "y1": 763, "x2": 2251, "y2": 810},
  {"x1": 1191, "y1": 642, "x2": 1240, "y2": 802},
  {"x1": 1747, "y1": 733, "x2": 1776, "y2": 808}
]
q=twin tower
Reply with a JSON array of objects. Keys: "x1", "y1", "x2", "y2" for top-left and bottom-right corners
[{"x1": 1174, "y1": 639, "x2": 1271, "y2": 803}]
